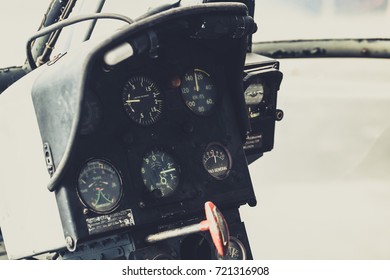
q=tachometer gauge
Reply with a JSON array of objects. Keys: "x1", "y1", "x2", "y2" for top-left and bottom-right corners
[
  {"x1": 122, "y1": 75, "x2": 163, "y2": 125},
  {"x1": 141, "y1": 149, "x2": 180, "y2": 198},
  {"x1": 77, "y1": 159, "x2": 123, "y2": 213},
  {"x1": 180, "y1": 68, "x2": 217, "y2": 116},
  {"x1": 202, "y1": 143, "x2": 232, "y2": 180}
]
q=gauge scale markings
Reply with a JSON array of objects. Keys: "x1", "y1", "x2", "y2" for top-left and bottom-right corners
[
  {"x1": 141, "y1": 149, "x2": 180, "y2": 198},
  {"x1": 180, "y1": 68, "x2": 217, "y2": 116},
  {"x1": 77, "y1": 159, "x2": 123, "y2": 213},
  {"x1": 122, "y1": 75, "x2": 163, "y2": 125},
  {"x1": 202, "y1": 143, "x2": 232, "y2": 180}
]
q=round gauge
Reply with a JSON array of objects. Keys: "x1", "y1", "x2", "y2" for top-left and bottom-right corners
[
  {"x1": 244, "y1": 76, "x2": 265, "y2": 119},
  {"x1": 202, "y1": 143, "x2": 232, "y2": 180},
  {"x1": 141, "y1": 149, "x2": 180, "y2": 198},
  {"x1": 244, "y1": 77, "x2": 264, "y2": 104},
  {"x1": 77, "y1": 159, "x2": 123, "y2": 213},
  {"x1": 217, "y1": 237, "x2": 247, "y2": 260},
  {"x1": 180, "y1": 68, "x2": 217, "y2": 116},
  {"x1": 80, "y1": 92, "x2": 102, "y2": 135},
  {"x1": 122, "y1": 75, "x2": 163, "y2": 125}
]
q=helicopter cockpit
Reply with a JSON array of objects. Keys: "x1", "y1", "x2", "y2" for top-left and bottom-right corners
[{"x1": 0, "y1": 1, "x2": 283, "y2": 260}]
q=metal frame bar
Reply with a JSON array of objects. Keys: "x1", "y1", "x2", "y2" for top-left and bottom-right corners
[{"x1": 253, "y1": 38, "x2": 390, "y2": 59}]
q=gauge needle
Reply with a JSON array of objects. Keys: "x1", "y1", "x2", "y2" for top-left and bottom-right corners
[
  {"x1": 100, "y1": 191, "x2": 113, "y2": 203},
  {"x1": 159, "y1": 175, "x2": 167, "y2": 185},
  {"x1": 194, "y1": 70, "x2": 199, "y2": 92},
  {"x1": 213, "y1": 155, "x2": 217, "y2": 164},
  {"x1": 160, "y1": 168, "x2": 176, "y2": 174},
  {"x1": 126, "y1": 99, "x2": 141, "y2": 103}
]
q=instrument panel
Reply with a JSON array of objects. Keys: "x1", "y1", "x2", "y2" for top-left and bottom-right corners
[
  {"x1": 24, "y1": 4, "x2": 265, "y2": 259},
  {"x1": 60, "y1": 39, "x2": 254, "y2": 239}
]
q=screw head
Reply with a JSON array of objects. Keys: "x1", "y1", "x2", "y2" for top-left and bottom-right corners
[{"x1": 65, "y1": 236, "x2": 74, "y2": 250}]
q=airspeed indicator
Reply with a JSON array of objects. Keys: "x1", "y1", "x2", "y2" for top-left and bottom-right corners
[{"x1": 180, "y1": 68, "x2": 217, "y2": 116}]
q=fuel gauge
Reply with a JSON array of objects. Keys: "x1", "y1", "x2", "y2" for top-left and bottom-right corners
[{"x1": 202, "y1": 143, "x2": 232, "y2": 180}]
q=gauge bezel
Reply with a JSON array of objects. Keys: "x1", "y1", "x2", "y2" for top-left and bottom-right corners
[
  {"x1": 244, "y1": 76, "x2": 266, "y2": 105},
  {"x1": 180, "y1": 67, "x2": 218, "y2": 117},
  {"x1": 122, "y1": 74, "x2": 164, "y2": 126},
  {"x1": 216, "y1": 236, "x2": 247, "y2": 260},
  {"x1": 76, "y1": 158, "x2": 124, "y2": 214},
  {"x1": 141, "y1": 148, "x2": 181, "y2": 199},
  {"x1": 243, "y1": 75, "x2": 270, "y2": 120},
  {"x1": 202, "y1": 142, "x2": 232, "y2": 180}
]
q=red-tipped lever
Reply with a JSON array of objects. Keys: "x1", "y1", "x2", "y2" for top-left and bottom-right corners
[{"x1": 145, "y1": 201, "x2": 230, "y2": 257}]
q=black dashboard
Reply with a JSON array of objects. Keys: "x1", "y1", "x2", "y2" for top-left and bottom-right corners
[
  {"x1": 66, "y1": 39, "x2": 255, "y2": 237},
  {"x1": 29, "y1": 3, "x2": 281, "y2": 259}
]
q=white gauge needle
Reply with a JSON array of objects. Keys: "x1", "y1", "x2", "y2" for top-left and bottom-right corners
[
  {"x1": 194, "y1": 70, "x2": 199, "y2": 92},
  {"x1": 160, "y1": 168, "x2": 176, "y2": 174},
  {"x1": 126, "y1": 99, "x2": 141, "y2": 103},
  {"x1": 159, "y1": 175, "x2": 167, "y2": 185}
]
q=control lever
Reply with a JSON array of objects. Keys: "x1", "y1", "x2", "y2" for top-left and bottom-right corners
[{"x1": 145, "y1": 201, "x2": 230, "y2": 257}]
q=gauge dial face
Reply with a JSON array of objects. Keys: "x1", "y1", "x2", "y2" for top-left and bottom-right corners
[
  {"x1": 244, "y1": 77, "x2": 265, "y2": 119},
  {"x1": 217, "y1": 237, "x2": 247, "y2": 260},
  {"x1": 180, "y1": 68, "x2": 217, "y2": 116},
  {"x1": 202, "y1": 143, "x2": 232, "y2": 180},
  {"x1": 122, "y1": 75, "x2": 163, "y2": 125},
  {"x1": 245, "y1": 78, "x2": 264, "y2": 105},
  {"x1": 77, "y1": 159, "x2": 122, "y2": 213},
  {"x1": 141, "y1": 149, "x2": 180, "y2": 198}
]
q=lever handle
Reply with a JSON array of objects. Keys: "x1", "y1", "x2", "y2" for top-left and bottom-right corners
[{"x1": 145, "y1": 201, "x2": 230, "y2": 257}]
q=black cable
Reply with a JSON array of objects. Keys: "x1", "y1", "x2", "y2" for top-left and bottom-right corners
[{"x1": 26, "y1": 13, "x2": 134, "y2": 70}]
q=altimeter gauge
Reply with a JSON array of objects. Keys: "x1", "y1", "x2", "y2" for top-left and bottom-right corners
[
  {"x1": 77, "y1": 159, "x2": 123, "y2": 213},
  {"x1": 122, "y1": 75, "x2": 163, "y2": 125},
  {"x1": 141, "y1": 149, "x2": 180, "y2": 198}
]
